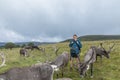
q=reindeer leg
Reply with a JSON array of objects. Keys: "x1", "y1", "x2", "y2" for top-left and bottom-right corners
[
  {"x1": 100, "y1": 56, "x2": 102, "y2": 64},
  {"x1": 85, "y1": 72, "x2": 87, "y2": 77},
  {"x1": 56, "y1": 72, "x2": 59, "y2": 78},
  {"x1": 101, "y1": 57, "x2": 102, "y2": 64},
  {"x1": 96, "y1": 55, "x2": 98, "y2": 61},
  {"x1": 55, "y1": 52, "x2": 57, "y2": 56},
  {"x1": 62, "y1": 71, "x2": 63, "y2": 77},
  {"x1": 90, "y1": 63, "x2": 93, "y2": 78},
  {"x1": 62, "y1": 72, "x2": 63, "y2": 77}
]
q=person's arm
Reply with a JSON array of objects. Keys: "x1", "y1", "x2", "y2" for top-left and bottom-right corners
[
  {"x1": 78, "y1": 39, "x2": 82, "y2": 48},
  {"x1": 69, "y1": 40, "x2": 73, "y2": 48}
]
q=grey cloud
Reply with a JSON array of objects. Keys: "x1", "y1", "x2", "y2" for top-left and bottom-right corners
[{"x1": 0, "y1": 0, "x2": 120, "y2": 42}]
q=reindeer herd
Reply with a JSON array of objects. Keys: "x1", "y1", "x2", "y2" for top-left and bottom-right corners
[{"x1": 0, "y1": 42, "x2": 115, "y2": 80}]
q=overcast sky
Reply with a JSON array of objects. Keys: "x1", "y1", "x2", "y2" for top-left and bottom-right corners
[{"x1": 0, "y1": 0, "x2": 120, "y2": 42}]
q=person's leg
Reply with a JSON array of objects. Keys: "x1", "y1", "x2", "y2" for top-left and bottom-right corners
[
  {"x1": 70, "y1": 59, "x2": 73, "y2": 71},
  {"x1": 77, "y1": 54, "x2": 80, "y2": 63},
  {"x1": 76, "y1": 54, "x2": 80, "y2": 68},
  {"x1": 70, "y1": 55, "x2": 73, "y2": 70}
]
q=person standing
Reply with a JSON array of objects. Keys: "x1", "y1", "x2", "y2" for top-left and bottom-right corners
[{"x1": 69, "y1": 34, "x2": 82, "y2": 69}]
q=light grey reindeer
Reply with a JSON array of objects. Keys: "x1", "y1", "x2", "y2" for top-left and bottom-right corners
[
  {"x1": 95, "y1": 43, "x2": 115, "y2": 61},
  {"x1": 79, "y1": 47, "x2": 96, "y2": 78},
  {"x1": 0, "y1": 63, "x2": 54, "y2": 80},
  {"x1": 50, "y1": 51, "x2": 69, "y2": 77}
]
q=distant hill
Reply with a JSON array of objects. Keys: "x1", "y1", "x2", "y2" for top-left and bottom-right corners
[
  {"x1": 62, "y1": 35, "x2": 120, "y2": 42},
  {"x1": 0, "y1": 42, "x2": 56, "y2": 47}
]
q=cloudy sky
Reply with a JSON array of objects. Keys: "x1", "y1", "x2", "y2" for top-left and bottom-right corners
[{"x1": 0, "y1": 0, "x2": 120, "y2": 42}]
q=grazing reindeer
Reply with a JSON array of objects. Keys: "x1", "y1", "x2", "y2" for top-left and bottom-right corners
[
  {"x1": 24, "y1": 46, "x2": 32, "y2": 50},
  {"x1": 0, "y1": 63, "x2": 54, "y2": 80},
  {"x1": 31, "y1": 46, "x2": 40, "y2": 50},
  {"x1": 20, "y1": 48, "x2": 29, "y2": 57},
  {"x1": 96, "y1": 43, "x2": 115, "y2": 61},
  {"x1": 50, "y1": 52, "x2": 69, "y2": 77},
  {"x1": 0, "y1": 53, "x2": 6, "y2": 67},
  {"x1": 24, "y1": 46, "x2": 40, "y2": 51},
  {"x1": 56, "y1": 78, "x2": 72, "y2": 80},
  {"x1": 79, "y1": 47, "x2": 96, "y2": 78}
]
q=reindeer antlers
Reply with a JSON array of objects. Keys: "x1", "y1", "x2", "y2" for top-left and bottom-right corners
[
  {"x1": 109, "y1": 43, "x2": 115, "y2": 49},
  {"x1": 100, "y1": 42, "x2": 115, "y2": 53},
  {"x1": 53, "y1": 46, "x2": 60, "y2": 56},
  {"x1": 100, "y1": 43, "x2": 106, "y2": 51},
  {"x1": 108, "y1": 43, "x2": 115, "y2": 52},
  {"x1": 0, "y1": 53, "x2": 6, "y2": 67}
]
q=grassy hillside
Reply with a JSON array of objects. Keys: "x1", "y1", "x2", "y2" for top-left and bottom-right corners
[
  {"x1": 80, "y1": 35, "x2": 120, "y2": 41},
  {"x1": 63, "y1": 35, "x2": 120, "y2": 42},
  {"x1": 0, "y1": 40, "x2": 120, "y2": 80}
]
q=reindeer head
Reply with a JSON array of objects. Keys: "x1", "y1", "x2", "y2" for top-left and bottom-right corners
[
  {"x1": 101, "y1": 49, "x2": 110, "y2": 58},
  {"x1": 100, "y1": 43, "x2": 115, "y2": 58},
  {"x1": 78, "y1": 62, "x2": 89, "y2": 78}
]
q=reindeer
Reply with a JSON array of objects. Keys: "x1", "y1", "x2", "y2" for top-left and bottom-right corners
[
  {"x1": 79, "y1": 43, "x2": 115, "y2": 78},
  {"x1": 24, "y1": 45, "x2": 42, "y2": 51},
  {"x1": 0, "y1": 53, "x2": 6, "y2": 67},
  {"x1": 24, "y1": 46, "x2": 32, "y2": 50},
  {"x1": 31, "y1": 46, "x2": 41, "y2": 50},
  {"x1": 50, "y1": 51, "x2": 69, "y2": 77},
  {"x1": 0, "y1": 63, "x2": 54, "y2": 80},
  {"x1": 56, "y1": 78, "x2": 72, "y2": 80},
  {"x1": 95, "y1": 43, "x2": 115, "y2": 61},
  {"x1": 20, "y1": 48, "x2": 29, "y2": 57},
  {"x1": 78, "y1": 47, "x2": 96, "y2": 78}
]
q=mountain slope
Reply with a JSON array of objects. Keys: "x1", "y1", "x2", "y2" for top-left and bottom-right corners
[
  {"x1": 62, "y1": 35, "x2": 120, "y2": 42},
  {"x1": 0, "y1": 42, "x2": 55, "y2": 47}
]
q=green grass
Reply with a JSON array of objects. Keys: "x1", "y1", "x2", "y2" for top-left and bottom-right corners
[{"x1": 0, "y1": 40, "x2": 120, "y2": 80}]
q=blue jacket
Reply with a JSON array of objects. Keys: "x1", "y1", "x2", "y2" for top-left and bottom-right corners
[{"x1": 69, "y1": 39, "x2": 82, "y2": 54}]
